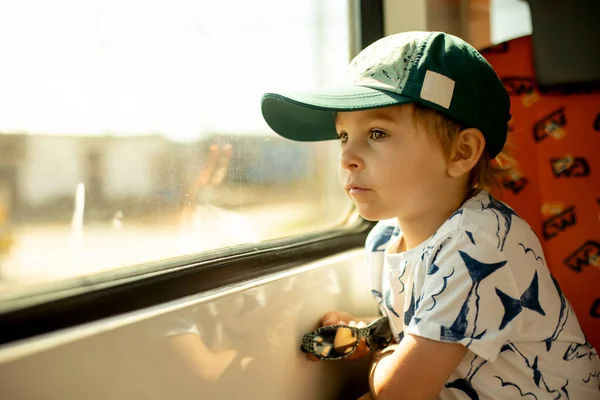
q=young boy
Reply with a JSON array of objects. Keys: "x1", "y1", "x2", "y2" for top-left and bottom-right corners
[{"x1": 261, "y1": 32, "x2": 600, "y2": 399}]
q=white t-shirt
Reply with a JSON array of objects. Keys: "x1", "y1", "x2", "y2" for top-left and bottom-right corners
[{"x1": 367, "y1": 190, "x2": 600, "y2": 399}]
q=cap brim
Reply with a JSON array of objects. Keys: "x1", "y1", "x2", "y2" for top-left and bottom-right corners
[{"x1": 261, "y1": 85, "x2": 413, "y2": 142}]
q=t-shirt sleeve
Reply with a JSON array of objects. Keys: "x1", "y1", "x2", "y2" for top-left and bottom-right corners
[{"x1": 404, "y1": 230, "x2": 522, "y2": 362}]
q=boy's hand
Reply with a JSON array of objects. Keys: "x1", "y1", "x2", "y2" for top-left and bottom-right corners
[
  {"x1": 307, "y1": 311, "x2": 371, "y2": 362},
  {"x1": 319, "y1": 310, "x2": 356, "y2": 327}
]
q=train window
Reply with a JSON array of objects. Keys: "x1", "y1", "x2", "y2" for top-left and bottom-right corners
[
  {"x1": 490, "y1": 0, "x2": 532, "y2": 44},
  {"x1": 0, "y1": 0, "x2": 353, "y2": 298}
]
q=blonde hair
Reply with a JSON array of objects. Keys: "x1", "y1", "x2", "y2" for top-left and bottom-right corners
[{"x1": 411, "y1": 103, "x2": 514, "y2": 197}]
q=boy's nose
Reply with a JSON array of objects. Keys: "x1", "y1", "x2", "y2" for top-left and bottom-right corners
[{"x1": 340, "y1": 148, "x2": 364, "y2": 171}]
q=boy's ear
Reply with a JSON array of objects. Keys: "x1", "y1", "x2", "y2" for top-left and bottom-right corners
[{"x1": 447, "y1": 128, "x2": 485, "y2": 178}]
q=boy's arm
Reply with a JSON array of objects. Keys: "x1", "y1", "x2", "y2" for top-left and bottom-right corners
[{"x1": 368, "y1": 333, "x2": 467, "y2": 400}]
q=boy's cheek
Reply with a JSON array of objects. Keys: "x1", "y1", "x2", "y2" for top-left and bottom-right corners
[{"x1": 337, "y1": 169, "x2": 348, "y2": 188}]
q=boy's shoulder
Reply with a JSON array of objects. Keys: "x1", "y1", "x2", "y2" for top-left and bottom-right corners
[
  {"x1": 365, "y1": 191, "x2": 539, "y2": 257},
  {"x1": 434, "y1": 190, "x2": 540, "y2": 255}
]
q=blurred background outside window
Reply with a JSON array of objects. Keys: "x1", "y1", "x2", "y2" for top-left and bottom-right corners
[{"x1": 0, "y1": 0, "x2": 353, "y2": 297}]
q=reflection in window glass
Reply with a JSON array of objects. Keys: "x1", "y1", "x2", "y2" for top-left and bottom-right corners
[{"x1": 0, "y1": 0, "x2": 352, "y2": 294}]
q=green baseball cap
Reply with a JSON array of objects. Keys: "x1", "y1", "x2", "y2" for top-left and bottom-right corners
[{"x1": 261, "y1": 31, "x2": 511, "y2": 158}]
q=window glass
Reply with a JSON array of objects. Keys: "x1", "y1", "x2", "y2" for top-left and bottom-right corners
[
  {"x1": 490, "y1": 0, "x2": 532, "y2": 44},
  {"x1": 0, "y1": 0, "x2": 353, "y2": 295}
]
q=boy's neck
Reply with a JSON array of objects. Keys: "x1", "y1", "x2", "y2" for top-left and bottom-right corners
[{"x1": 395, "y1": 190, "x2": 472, "y2": 253}]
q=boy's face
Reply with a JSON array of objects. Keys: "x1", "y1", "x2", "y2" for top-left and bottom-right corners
[{"x1": 336, "y1": 104, "x2": 451, "y2": 221}]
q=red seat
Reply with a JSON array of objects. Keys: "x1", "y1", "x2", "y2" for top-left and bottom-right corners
[{"x1": 483, "y1": 36, "x2": 600, "y2": 348}]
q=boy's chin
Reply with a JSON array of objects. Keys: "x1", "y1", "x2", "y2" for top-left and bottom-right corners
[{"x1": 355, "y1": 207, "x2": 395, "y2": 222}]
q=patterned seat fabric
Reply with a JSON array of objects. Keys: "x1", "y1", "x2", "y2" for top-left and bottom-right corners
[{"x1": 482, "y1": 36, "x2": 600, "y2": 349}]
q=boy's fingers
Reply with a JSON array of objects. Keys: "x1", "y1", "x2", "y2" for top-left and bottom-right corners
[
  {"x1": 320, "y1": 313, "x2": 337, "y2": 326},
  {"x1": 320, "y1": 311, "x2": 355, "y2": 327},
  {"x1": 322, "y1": 317, "x2": 346, "y2": 326},
  {"x1": 353, "y1": 339, "x2": 370, "y2": 359},
  {"x1": 350, "y1": 320, "x2": 367, "y2": 328}
]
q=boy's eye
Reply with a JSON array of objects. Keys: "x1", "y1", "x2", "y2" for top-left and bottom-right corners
[
  {"x1": 338, "y1": 132, "x2": 348, "y2": 143},
  {"x1": 369, "y1": 129, "x2": 388, "y2": 141}
]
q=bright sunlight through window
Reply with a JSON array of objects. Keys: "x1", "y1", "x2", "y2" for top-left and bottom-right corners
[{"x1": 0, "y1": 0, "x2": 353, "y2": 296}]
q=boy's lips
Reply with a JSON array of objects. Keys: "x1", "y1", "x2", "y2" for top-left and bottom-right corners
[{"x1": 346, "y1": 184, "x2": 372, "y2": 194}]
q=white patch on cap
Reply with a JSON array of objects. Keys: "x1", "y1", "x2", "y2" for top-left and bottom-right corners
[{"x1": 420, "y1": 70, "x2": 455, "y2": 109}]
